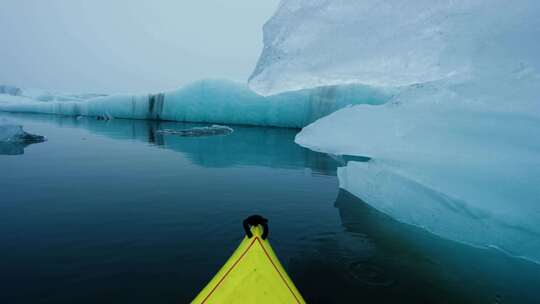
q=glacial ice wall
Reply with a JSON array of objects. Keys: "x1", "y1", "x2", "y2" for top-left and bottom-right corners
[{"x1": 0, "y1": 79, "x2": 392, "y2": 128}]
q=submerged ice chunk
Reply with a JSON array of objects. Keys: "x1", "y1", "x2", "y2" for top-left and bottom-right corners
[
  {"x1": 157, "y1": 125, "x2": 233, "y2": 137},
  {"x1": 338, "y1": 160, "x2": 540, "y2": 264}
]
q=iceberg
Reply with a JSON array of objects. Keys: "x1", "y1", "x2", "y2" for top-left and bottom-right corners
[
  {"x1": 246, "y1": 0, "x2": 540, "y2": 262},
  {"x1": 0, "y1": 124, "x2": 46, "y2": 143},
  {"x1": 0, "y1": 123, "x2": 46, "y2": 155},
  {"x1": 294, "y1": 93, "x2": 540, "y2": 262},
  {"x1": 0, "y1": 79, "x2": 391, "y2": 128},
  {"x1": 249, "y1": 0, "x2": 540, "y2": 97}
]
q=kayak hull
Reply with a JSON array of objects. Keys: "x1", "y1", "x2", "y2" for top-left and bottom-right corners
[{"x1": 192, "y1": 226, "x2": 306, "y2": 304}]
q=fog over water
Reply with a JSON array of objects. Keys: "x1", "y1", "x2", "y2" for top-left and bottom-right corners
[{"x1": 0, "y1": 0, "x2": 279, "y2": 93}]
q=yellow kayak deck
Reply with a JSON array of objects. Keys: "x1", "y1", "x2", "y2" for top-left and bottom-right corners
[{"x1": 192, "y1": 221, "x2": 306, "y2": 304}]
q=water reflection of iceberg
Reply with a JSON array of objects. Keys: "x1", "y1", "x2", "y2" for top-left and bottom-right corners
[
  {"x1": 2, "y1": 113, "x2": 340, "y2": 175},
  {"x1": 0, "y1": 142, "x2": 29, "y2": 155},
  {"x1": 156, "y1": 125, "x2": 233, "y2": 137}
]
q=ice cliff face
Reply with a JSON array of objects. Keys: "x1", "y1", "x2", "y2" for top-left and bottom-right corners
[
  {"x1": 249, "y1": 0, "x2": 540, "y2": 101},
  {"x1": 251, "y1": 0, "x2": 540, "y2": 263}
]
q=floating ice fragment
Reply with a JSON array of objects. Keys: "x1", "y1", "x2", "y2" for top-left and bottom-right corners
[
  {"x1": 0, "y1": 124, "x2": 46, "y2": 143},
  {"x1": 157, "y1": 125, "x2": 233, "y2": 137}
]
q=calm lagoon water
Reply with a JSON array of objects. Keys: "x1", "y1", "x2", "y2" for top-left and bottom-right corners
[{"x1": 1, "y1": 113, "x2": 539, "y2": 303}]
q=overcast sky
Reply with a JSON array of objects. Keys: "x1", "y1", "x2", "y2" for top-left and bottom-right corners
[{"x1": 0, "y1": 0, "x2": 279, "y2": 93}]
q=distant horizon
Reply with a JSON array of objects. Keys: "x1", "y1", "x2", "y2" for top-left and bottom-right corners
[{"x1": 0, "y1": 1, "x2": 279, "y2": 94}]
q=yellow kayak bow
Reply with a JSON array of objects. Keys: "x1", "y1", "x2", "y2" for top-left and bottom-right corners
[{"x1": 192, "y1": 215, "x2": 306, "y2": 304}]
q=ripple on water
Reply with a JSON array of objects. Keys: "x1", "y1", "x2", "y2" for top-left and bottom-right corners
[{"x1": 348, "y1": 261, "x2": 395, "y2": 287}]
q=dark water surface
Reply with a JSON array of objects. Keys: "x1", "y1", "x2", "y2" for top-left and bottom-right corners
[{"x1": 1, "y1": 113, "x2": 539, "y2": 304}]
